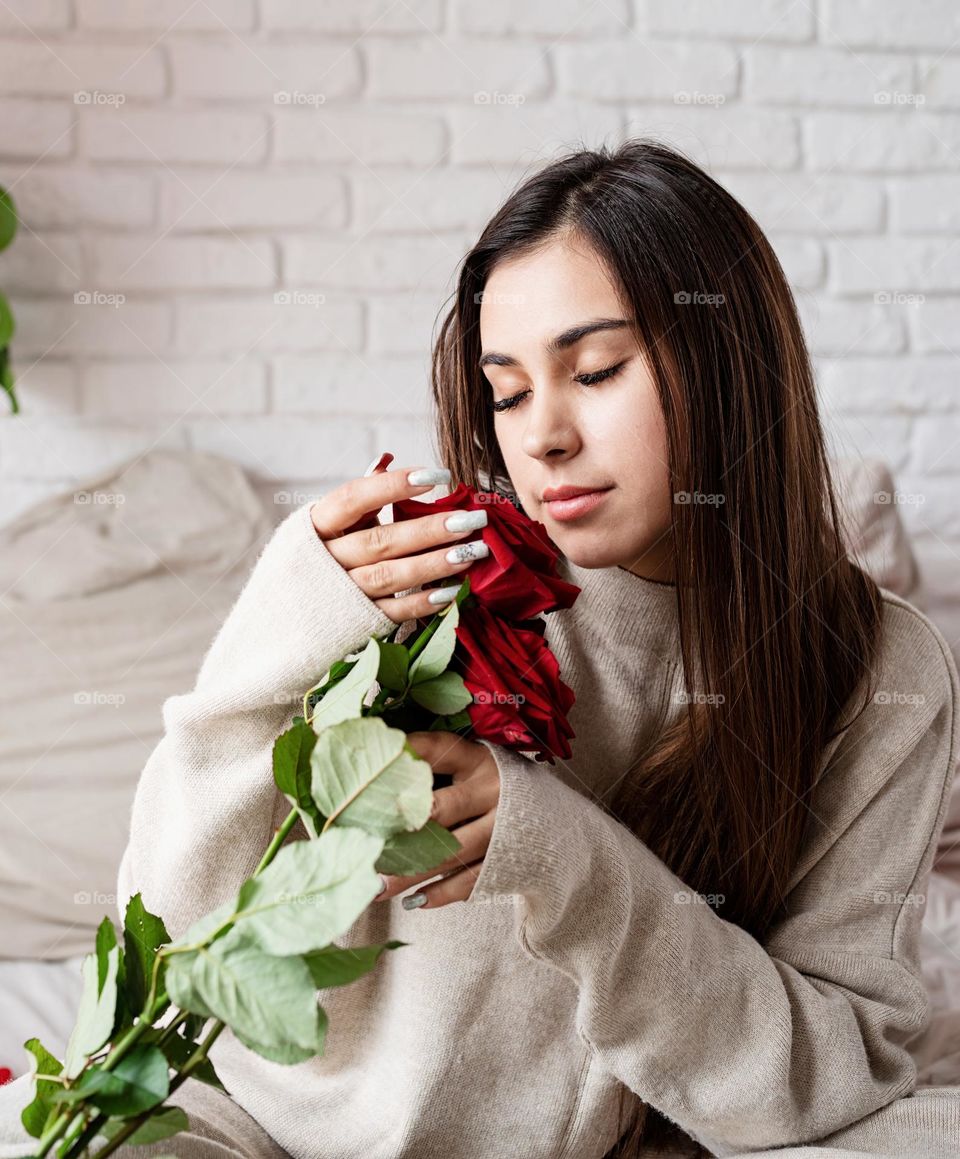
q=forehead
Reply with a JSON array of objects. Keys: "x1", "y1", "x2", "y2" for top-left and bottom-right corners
[{"x1": 479, "y1": 237, "x2": 624, "y2": 344}]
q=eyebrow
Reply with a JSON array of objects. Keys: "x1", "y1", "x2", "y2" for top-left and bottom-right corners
[{"x1": 478, "y1": 317, "x2": 631, "y2": 369}]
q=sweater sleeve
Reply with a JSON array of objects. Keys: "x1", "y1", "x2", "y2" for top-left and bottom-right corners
[
  {"x1": 466, "y1": 607, "x2": 960, "y2": 1155},
  {"x1": 116, "y1": 501, "x2": 397, "y2": 942}
]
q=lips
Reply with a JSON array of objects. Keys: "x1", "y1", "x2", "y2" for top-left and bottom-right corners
[{"x1": 541, "y1": 485, "x2": 613, "y2": 503}]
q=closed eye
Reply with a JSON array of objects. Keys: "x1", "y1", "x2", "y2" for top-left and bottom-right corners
[{"x1": 489, "y1": 360, "x2": 628, "y2": 414}]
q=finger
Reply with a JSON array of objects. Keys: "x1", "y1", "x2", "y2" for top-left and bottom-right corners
[
  {"x1": 429, "y1": 774, "x2": 499, "y2": 828},
  {"x1": 349, "y1": 538, "x2": 486, "y2": 602},
  {"x1": 374, "y1": 812, "x2": 494, "y2": 901},
  {"x1": 403, "y1": 862, "x2": 484, "y2": 909},
  {"x1": 339, "y1": 453, "x2": 395, "y2": 535},
  {"x1": 324, "y1": 499, "x2": 487, "y2": 574},
  {"x1": 310, "y1": 463, "x2": 450, "y2": 541},
  {"x1": 405, "y1": 730, "x2": 481, "y2": 779}
]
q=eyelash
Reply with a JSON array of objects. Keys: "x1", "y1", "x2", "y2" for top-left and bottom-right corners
[{"x1": 489, "y1": 361, "x2": 627, "y2": 414}]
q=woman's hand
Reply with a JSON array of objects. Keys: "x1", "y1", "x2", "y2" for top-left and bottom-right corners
[
  {"x1": 373, "y1": 731, "x2": 501, "y2": 909},
  {"x1": 309, "y1": 454, "x2": 490, "y2": 624}
]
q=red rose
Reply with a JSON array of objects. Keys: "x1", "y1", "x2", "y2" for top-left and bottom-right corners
[
  {"x1": 392, "y1": 482, "x2": 580, "y2": 620},
  {"x1": 454, "y1": 602, "x2": 576, "y2": 764}
]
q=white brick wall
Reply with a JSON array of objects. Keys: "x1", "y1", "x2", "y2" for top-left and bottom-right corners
[{"x1": 0, "y1": 0, "x2": 958, "y2": 642}]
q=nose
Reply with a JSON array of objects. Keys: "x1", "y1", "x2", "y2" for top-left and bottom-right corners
[{"x1": 519, "y1": 384, "x2": 580, "y2": 463}]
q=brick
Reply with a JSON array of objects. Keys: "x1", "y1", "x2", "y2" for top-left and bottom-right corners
[
  {"x1": 273, "y1": 354, "x2": 432, "y2": 415},
  {"x1": 282, "y1": 235, "x2": 464, "y2": 292},
  {"x1": 557, "y1": 41, "x2": 738, "y2": 102},
  {"x1": 768, "y1": 237, "x2": 824, "y2": 289},
  {"x1": 450, "y1": 102, "x2": 622, "y2": 164},
  {"x1": 262, "y1": 0, "x2": 442, "y2": 31},
  {"x1": 367, "y1": 40, "x2": 550, "y2": 101},
  {"x1": 81, "y1": 107, "x2": 269, "y2": 165},
  {"x1": 371, "y1": 414, "x2": 442, "y2": 471},
  {"x1": 799, "y1": 298, "x2": 905, "y2": 356},
  {"x1": 457, "y1": 0, "x2": 630, "y2": 36},
  {"x1": 906, "y1": 300, "x2": 960, "y2": 353},
  {"x1": 12, "y1": 299, "x2": 173, "y2": 358},
  {"x1": 821, "y1": 0, "x2": 960, "y2": 48},
  {"x1": 174, "y1": 295, "x2": 363, "y2": 355},
  {"x1": 93, "y1": 237, "x2": 276, "y2": 290},
  {"x1": 78, "y1": 0, "x2": 254, "y2": 29},
  {"x1": 82, "y1": 361, "x2": 267, "y2": 415},
  {"x1": 646, "y1": 0, "x2": 813, "y2": 40},
  {"x1": 369, "y1": 296, "x2": 445, "y2": 354},
  {"x1": 922, "y1": 59, "x2": 960, "y2": 109},
  {"x1": 6, "y1": 362, "x2": 79, "y2": 417},
  {"x1": 5, "y1": 234, "x2": 86, "y2": 293},
  {"x1": 890, "y1": 177, "x2": 960, "y2": 232},
  {"x1": 274, "y1": 108, "x2": 446, "y2": 165},
  {"x1": 186, "y1": 416, "x2": 374, "y2": 479},
  {"x1": 823, "y1": 412, "x2": 912, "y2": 473},
  {"x1": 745, "y1": 47, "x2": 913, "y2": 106},
  {"x1": 170, "y1": 42, "x2": 360, "y2": 102},
  {"x1": 912, "y1": 416, "x2": 960, "y2": 472},
  {"x1": 805, "y1": 111, "x2": 960, "y2": 171},
  {"x1": 0, "y1": 42, "x2": 165, "y2": 99},
  {"x1": 625, "y1": 106, "x2": 799, "y2": 170},
  {"x1": 830, "y1": 240, "x2": 960, "y2": 294},
  {"x1": 159, "y1": 173, "x2": 347, "y2": 231},
  {"x1": 0, "y1": 0, "x2": 70, "y2": 30},
  {"x1": 0, "y1": 168, "x2": 155, "y2": 229},
  {"x1": 352, "y1": 168, "x2": 508, "y2": 232},
  {"x1": 817, "y1": 358, "x2": 960, "y2": 413},
  {"x1": 0, "y1": 100, "x2": 73, "y2": 159},
  {"x1": 716, "y1": 172, "x2": 883, "y2": 233},
  {"x1": 0, "y1": 418, "x2": 188, "y2": 479}
]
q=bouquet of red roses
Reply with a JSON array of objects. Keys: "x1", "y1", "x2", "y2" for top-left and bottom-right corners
[{"x1": 11, "y1": 485, "x2": 580, "y2": 1159}]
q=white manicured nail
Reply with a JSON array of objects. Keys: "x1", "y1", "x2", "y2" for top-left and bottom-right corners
[
  {"x1": 408, "y1": 468, "x2": 451, "y2": 487},
  {"x1": 445, "y1": 540, "x2": 489, "y2": 564},
  {"x1": 444, "y1": 510, "x2": 487, "y2": 532},
  {"x1": 427, "y1": 585, "x2": 460, "y2": 605}
]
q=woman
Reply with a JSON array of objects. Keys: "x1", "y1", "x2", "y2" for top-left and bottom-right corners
[{"x1": 4, "y1": 139, "x2": 957, "y2": 1159}]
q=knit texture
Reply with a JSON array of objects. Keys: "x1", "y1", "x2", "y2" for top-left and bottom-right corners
[{"x1": 105, "y1": 500, "x2": 960, "y2": 1158}]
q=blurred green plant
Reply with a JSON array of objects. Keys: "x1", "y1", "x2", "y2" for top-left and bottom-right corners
[{"x1": 0, "y1": 184, "x2": 19, "y2": 414}]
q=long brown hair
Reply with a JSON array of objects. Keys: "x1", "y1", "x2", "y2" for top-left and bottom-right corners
[{"x1": 428, "y1": 138, "x2": 884, "y2": 1157}]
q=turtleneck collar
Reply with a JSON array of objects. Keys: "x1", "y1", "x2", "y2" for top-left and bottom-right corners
[{"x1": 555, "y1": 554, "x2": 679, "y2": 642}]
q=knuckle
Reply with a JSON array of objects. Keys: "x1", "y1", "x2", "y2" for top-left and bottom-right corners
[
  {"x1": 368, "y1": 560, "x2": 394, "y2": 593},
  {"x1": 362, "y1": 521, "x2": 391, "y2": 558}
]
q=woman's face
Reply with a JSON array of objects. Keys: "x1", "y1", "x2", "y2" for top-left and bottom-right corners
[{"x1": 478, "y1": 234, "x2": 674, "y2": 581}]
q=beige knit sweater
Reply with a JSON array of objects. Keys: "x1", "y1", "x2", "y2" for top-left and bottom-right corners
[{"x1": 66, "y1": 500, "x2": 960, "y2": 1156}]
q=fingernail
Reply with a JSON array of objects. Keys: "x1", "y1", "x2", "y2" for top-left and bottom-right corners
[
  {"x1": 408, "y1": 468, "x2": 451, "y2": 487},
  {"x1": 444, "y1": 510, "x2": 487, "y2": 532},
  {"x1": 364, "y1": 452, "x2": 393, "y2": 477},
  {"x1": 374, "y1": 875, "x2": 387, "y2": 897},
  {"x1": 445, "y1": 540, "x2": 490, "y2": 564},
  {"x1": 401, "y1": 892, "x2": 427, "y2": 910},
  {"x1": 427, "y1": 585, "x2": 460, "y2": 606}
]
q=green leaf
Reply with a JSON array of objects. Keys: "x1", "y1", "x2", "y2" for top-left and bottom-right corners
[
  {"x1": 19, "y1": 1039, "x2": 64, "y2": 1139},
  {"x1": 302, "y1": 939, "x2": 407, "y2": 989},
  {"x1": 409, "y1": 589, "x2": 463, "y2": 684},
  {"x1": 377, "y1": 821, "x2": 463, "y2": 876},
  {"x1": 123, "y1": 893, "x2": 171, "y2": 1019},
  {"x1": 99, "y1": 1105, "x2": 189, "y2": 1146},
  {"x1": 170, "y1": 896, "x2": 237, "y2": 954},
  {"x1": 0, "y1": 346, "x2": 16, "y2": 415},
  {"x1": 310, "y1": 637, "x2": 381, "y2": 732},
  {"x1": 64, "y1": 936, "x2": 121, "y2": 1078},
  {"x1": 0, "y1": 292, "x2": 14, "y2": 349},
  {"x1": 229, "y1": 827, "x2": 385, "y2": 956},
  {"x1": 58, "y1": 1044, "x2": 169, "y2": 1117},
  {"x1": 409, "y1": 671, "x2": 473, "y2": 715},
  {"x1": 273, "y1": 720, "x2": 324, "y2": 838},
  {"x1": 376, "y1": 641, "x2": 409, "y2": 692},
  {"x1": 428, "y1": 708, "x2": 473, "y2": 732},
  {"x1": 165, "y1": 931, "x2": 328, "y2": 1065},
  {"x1": 157, "y1": 1032, "x2": 227, "y2": 1094},
  {"x1": 0, "y1": 187, "x2": 16, "y2": 252},
  {"x1": 310, "y1": 715, "x2": 433, "y2": 838}
]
